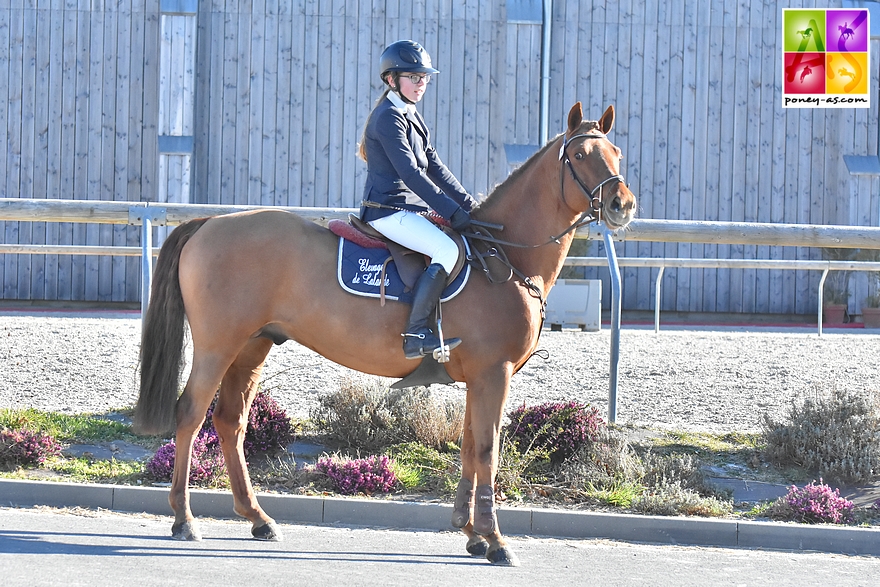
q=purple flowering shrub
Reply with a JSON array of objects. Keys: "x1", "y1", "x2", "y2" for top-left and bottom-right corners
[
  {"x1": 315, "y1": 455, "x2": 398, "y2": 495},
  {"x1": 146, "y1": 390, "x2": 294, "y2": 485},
  {"x1": 0, "y1": 428, "x2": 61, "y2": 469},
  {"x1": 145, "y1": 429, "x2": 226, "y2": 485},
  {"x1": 202, "y1": 390, "x2": 296, "y2": 457},
  {"x1": 242, "y1": 392, "x2": 297, "y2": 456},
  {"x1": 769, "y1": 480, "x2": 855, "y2": 525},
  {"x1": 503, "y1": 401, "x2": 604, "y2": 462}
]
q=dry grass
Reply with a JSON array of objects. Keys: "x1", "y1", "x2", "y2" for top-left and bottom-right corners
[{"x1": 310, "y1": 377, "x2": 464, "y2": 452}]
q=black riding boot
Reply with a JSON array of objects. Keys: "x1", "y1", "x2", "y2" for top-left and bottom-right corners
[{"x1": 402, "y1": 263, "x2": 461, "y2": 360}]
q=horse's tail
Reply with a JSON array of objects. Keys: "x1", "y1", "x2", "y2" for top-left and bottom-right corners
[{"x1": 133, "y1": 218, "x2": 210, "y2": 436}]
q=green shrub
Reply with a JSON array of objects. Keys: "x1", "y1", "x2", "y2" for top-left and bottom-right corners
[
  {"x1": 631, "y1": 481, "x2": 733, "y2": 517},
  {"x1": 385, "y1": 442, "x2": 458, "y2": 493},
  {"x1": 562, "y1": 427, "x2": 643, "y2": 485},
  {"x1": 762, "y1": 386, "x2": 880, "y2": 484}
]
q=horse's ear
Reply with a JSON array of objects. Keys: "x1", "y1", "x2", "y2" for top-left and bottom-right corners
[
  {"x1": 567, "y1": 102, "x2": 584, "y2": 132},
  {"x1": 599, "y1": 105, "x2": 615, "y2": 134}
]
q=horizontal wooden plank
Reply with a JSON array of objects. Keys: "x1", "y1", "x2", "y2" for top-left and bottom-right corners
[{"x1": 5, "y1": 200, "x2": 880, "y2": 251}]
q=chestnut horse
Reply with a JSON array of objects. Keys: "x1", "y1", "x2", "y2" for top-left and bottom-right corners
[{"x1": 134, "y1": 102, "x2": 635, "y2": 566}]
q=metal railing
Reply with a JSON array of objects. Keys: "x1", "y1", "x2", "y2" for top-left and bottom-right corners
[
  {"x1": 565, "y1": 256, "x2": 880, "y2": 336},
  {"x1": 4, "y1": 198, "x2": 880, "y2": 422}
]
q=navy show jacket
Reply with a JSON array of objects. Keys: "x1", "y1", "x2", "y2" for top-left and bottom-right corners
[{"x1": 359, "y1": 94, "x2": 477, "y2": 223}]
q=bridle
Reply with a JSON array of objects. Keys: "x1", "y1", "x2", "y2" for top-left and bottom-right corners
[
  {"x1": 465, "y1": 130, "x2": 626, "y2": 251},
  {"x1": 462, "y1": 131, "x2": 626, "y2": 317},
  {"x1": 555, "y1": 131, "x2": 626, "y2": 241}
]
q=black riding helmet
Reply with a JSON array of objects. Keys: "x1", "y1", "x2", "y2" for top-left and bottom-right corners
[{"x1": 378, "y1": 40, "x2": 440, "y2": 84}]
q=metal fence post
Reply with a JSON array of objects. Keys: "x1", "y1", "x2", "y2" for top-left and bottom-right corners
[
  {"x1": 604, "y1": 229, "x2": 622, "y2": 424},
  {"x1": 128, "y1": 205, "x2": 167, "y2": 323}
]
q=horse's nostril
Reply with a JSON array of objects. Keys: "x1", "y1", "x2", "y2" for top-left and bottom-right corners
[{"x1": 610, "y1": 197, "x2": 622, "y2": 213}]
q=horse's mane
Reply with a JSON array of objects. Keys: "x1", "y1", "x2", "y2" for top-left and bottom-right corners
[{"x1": 477, "y1": 134, "x2": 563, "y2": 210}]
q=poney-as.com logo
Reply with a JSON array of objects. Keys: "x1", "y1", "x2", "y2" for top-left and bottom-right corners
[{"x1": 783, "y1": 8, "x2": 870, "y2": 108}]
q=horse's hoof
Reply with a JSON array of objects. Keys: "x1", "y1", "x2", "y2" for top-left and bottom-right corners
[
  {"x1": 171, "y1": 521, "x2": 202, "y2": 541},
  {"x1": 486, "y1": 546, "x2": 521, "y2": 567},
  {"x1": 252, "y1": 522, "x2": 283, "y2": 541},
  {"x1": 466, "y1": 536, "x2": 489, "y2": 557}
]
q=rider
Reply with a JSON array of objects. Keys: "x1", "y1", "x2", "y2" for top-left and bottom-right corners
[{"x1": 358, "y1": 40, "x2": 478, "y2": 360}]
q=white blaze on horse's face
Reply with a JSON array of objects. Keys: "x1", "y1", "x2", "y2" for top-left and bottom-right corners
[{"x1": 564, "y1": 103, "x2": 637, "y2": 230}]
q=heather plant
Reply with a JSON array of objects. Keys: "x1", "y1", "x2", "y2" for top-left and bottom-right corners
[
  {"x1": 242, "y1": 391, "x2": 297, "y2": 456},
  {"x1": 146, "y1": 389, "x2": 293, "y2": 485},
  {"x1": 312, "y1": 378, "x2": 465, "y2": 452},
  {"x1": 0, "y1": 428, "x2": 61, "y2": 469},
  {"x1": 145, "y1": 429, "x2": 226, "y2": 486},
  {"x1": 762, "y1": 386, "x2": 880, "y2": 484},
  {"x1": 203, "y1": 389, "x2": 296, "y2": 457},
  {"x1": 766, "y1": 480, "x2": 855, "y2": 525},
  {"x1": 314, "y1": 454, "x2": 398, "y2": 495},
  {"x1": 503, "y1": 401, "x2": 603, "y2": 463}
]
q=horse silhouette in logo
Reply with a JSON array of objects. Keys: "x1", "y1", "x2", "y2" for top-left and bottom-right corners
[
  {"x1": 800, "y1": 65, "x2": 813, "y2": 83},
  {"x1": 839, "y1": 23, "x2": 855, "y2": 41},
  {"x1": 838, "y1": 67, "x2": 856, "y2": 81},
  {"x1": 797, "y1": 27, "x2": 813, "y2": 39}
]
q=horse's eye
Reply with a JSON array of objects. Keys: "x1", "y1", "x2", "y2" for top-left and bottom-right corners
[{"x1": 574, "y1": 152, "x2": 584, "y2": 160}]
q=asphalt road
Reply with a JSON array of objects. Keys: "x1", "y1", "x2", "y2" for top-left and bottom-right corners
[{"x1": 1, "y1": 507, "x2": 878, "y2": 587}]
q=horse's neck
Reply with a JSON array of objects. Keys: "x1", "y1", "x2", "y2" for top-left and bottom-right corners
[{"x1": 476, "y1": 155, "x2": 582, "y2": 296}]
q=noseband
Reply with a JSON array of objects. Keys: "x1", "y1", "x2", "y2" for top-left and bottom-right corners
[{"x1": 558, "y1": 131, "x2": 625, "y2": 230}]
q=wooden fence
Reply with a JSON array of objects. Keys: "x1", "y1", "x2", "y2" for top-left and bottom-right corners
[{"x1": 1, "y1": 0, "x2": 879, "y2": 316}]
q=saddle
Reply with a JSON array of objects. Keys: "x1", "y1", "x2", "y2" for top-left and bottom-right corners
[{"x1": 329, "y1": 214, "x2": 467, "y2": 292}]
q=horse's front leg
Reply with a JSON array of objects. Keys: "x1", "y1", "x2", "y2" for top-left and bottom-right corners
[
  {"x1": 456, "y1": 368, "x2": 520, "y2": 567},
  {"x1": 213, "y1": 338, "x2": 282, "y2": 541}
]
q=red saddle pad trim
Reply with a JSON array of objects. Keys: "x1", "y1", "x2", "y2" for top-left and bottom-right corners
[{"x1": 328, "y1": 219, "x2": 388, "y2": 249}]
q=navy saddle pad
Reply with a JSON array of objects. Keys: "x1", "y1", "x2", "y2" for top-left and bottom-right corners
[{"x1": 336, "y1": 237, "x2": 470, "y2": 304}]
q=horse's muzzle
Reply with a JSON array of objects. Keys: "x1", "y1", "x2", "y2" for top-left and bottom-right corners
[{"x1": 602, "y1": 187, "x2": 636, "y2": 230}]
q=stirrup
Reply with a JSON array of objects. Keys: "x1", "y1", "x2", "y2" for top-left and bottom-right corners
[
  {"x1": 402, "y1": 333, "x2": 461, "y2": 362},
  {"x1": 432, "y1": 317, "x2": 458, "y2": 363}
]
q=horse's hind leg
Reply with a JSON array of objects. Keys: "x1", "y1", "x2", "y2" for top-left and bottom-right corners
[
  {"x1": 169, "y1": 352, "x2": 234, "y2": 541},
  {"x1": 211, "y1": 337, "x2": 282, "y2": 540}
]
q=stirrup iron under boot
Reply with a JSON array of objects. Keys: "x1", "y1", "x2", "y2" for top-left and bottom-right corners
[{"x1": 402, "y1": 263, "x2": 461, "y2": 360}]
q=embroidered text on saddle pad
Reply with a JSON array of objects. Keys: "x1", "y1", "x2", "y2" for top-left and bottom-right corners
[{"x1": 336, "y1": 237, "x2": 470, "y2": 303}]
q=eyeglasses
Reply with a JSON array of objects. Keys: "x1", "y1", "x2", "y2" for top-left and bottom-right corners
[{"x1": 401, "y1": 73, "x2": 430, "y2": 84}]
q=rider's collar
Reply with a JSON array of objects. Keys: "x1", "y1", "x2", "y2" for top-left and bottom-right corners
[{"x1": 386, "y1": 90, "x2": 416, "y2": 115}]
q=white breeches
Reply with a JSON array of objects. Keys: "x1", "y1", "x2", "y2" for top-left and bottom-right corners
[{"x1": 368, "y1": 211, "x2": 459, "y2": 274}]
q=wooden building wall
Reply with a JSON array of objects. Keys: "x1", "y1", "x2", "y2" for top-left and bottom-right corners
[{"x1": 1, "y1": 0, "x2": 878, "y2": 316}]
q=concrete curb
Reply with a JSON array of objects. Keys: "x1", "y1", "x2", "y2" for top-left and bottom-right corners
[{"x1": 2, "y1": 478, "x2": 879, "y2": 556}]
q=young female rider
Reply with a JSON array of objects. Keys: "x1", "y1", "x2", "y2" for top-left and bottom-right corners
[{"x1": 358, "y1": 40, "x2": 478, "y2": 360}]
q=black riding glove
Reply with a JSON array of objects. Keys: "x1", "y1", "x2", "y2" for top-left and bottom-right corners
[{"x1": 450, "y1": 208, "x2": 472, "y2": 232}]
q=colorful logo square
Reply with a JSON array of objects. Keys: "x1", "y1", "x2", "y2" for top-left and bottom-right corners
[{"x1": 782, "y1": 8, "x2": 870, "y2": 108}]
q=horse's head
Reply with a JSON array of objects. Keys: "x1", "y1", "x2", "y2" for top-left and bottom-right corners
[{"x1": 559, "y1": 102, "x2": 636, "y2": 230}]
